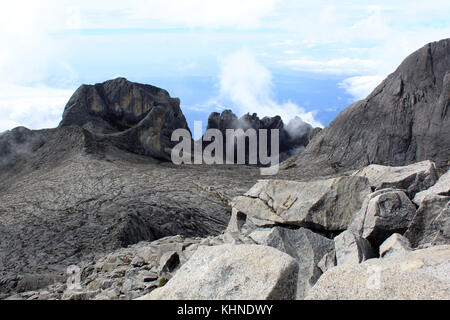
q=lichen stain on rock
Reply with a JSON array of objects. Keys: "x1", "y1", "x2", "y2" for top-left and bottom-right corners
[
  {"x1": 139, "y1": 113, "x2": 166, "y2": 153},
  {"x1": 90, "y1": 90, "x2": 105, "y2": 113}
]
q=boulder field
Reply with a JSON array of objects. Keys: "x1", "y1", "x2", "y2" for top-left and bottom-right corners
[{"x1": 6, "y1": 160, "x2": 449, "y2": 300}]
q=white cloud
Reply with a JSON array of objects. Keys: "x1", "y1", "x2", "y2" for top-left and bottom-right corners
[
  {"x1": 278, "y1": 58, "x2": 377, "y2": 75},
  {"x1": 216, "y1": 49, "x2": 323, "y2": 127},
  {"x1": 270, "y1": 1, "x2": 450, "y2": 100},
  {"x1": 0, "y1": 1, "x2": 79, "y2": 132},
  {"x1": 0, "y1": 83, "x2": 74, "y2": 132},
  {"x1": 338, "y1": 75, "x2": 385, "y2": 100},
  {"x1": 0, "y1": 1, "x2": 76, "y2": 84}
]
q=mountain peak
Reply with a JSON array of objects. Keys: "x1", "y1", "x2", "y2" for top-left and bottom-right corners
[
  {"x1": 282, "y1": 38, "x2": 450, "y2": 175},
  {"x1": 59, "y1": 78, "x2": 189, "y2": 160}
]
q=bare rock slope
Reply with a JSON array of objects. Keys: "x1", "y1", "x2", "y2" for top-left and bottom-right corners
[{"x1": 282, "y1": 39, "x2": 450, "y2": 176}]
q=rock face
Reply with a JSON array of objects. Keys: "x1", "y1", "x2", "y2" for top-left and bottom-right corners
[
  {"x1": 404, "y1": 194, "x2": 450, "y2": 248},
  {"x1": 231, "y1": 176, "x2": 371, "y2": 232},
  {"x1": 282, "y1": 39, "x2": 450, "y2": 176},
  {"x1": 59, "y1": 77, "x2": 190, "y2": 161},
  {"x1": 306, "y1": 245, "x2": 450, "y2": 300},
  {"x1": 308, "y1": 127, "x2": 322, "y2": 142},
  {"x1": 248, "y1": 227, "x2": 334, "y2": 299},
  {"x1": 334, "y1": 231, "x2": 375, "y2": 265},
  {"x1": 204, "y1": 110, "x2": 312, "y2": 163},
  {"x1": 139, "y1": 244, "x2": 299, "y2": 300},
  {"x1": 352, "y1": 161, "x2": 439, "y2": 198},
  {"x1": 349, "y1": 189, "x2": 417, "y2": 247},
  {"x1": 414, "y1": 169, "x2": 450, "y2": 206}
]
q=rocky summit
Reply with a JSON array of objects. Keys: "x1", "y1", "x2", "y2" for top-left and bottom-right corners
[
  {"x1": 59, "y1": 77, "x2": 190, "y2": 161},
  {"x1": 0, "y1": 39, "x2": 449, "y2": 300}
]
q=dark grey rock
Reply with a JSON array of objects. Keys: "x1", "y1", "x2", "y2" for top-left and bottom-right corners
[
  {"x1": 404, "y1": 194, "x2": 450, "y2": 248},
  {"x1": 204, "y1": 110, "x2": 312, "y2": 163},
  {"x1": 59, "y1": 77, "x2": 190, "y2": 161}
]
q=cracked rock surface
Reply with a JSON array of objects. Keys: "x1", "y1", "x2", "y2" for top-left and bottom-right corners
[
  {"x1": 230, "y1": 176, "x2": 371, "y2": 232},
  {"x1": 0, "y1": 125, "x2": 269, "y2": 297}
]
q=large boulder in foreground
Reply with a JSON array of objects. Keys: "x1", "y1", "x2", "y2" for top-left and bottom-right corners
[
  {"x1": 414, "y1": 169, "x2": 450, "y2": 206},
  {"x1": 349, "y1": 189, "x2": 417, "y2": 247},
  {"x1": 248, "y1": 227, "x2": 334, "y2": 299},
  {"x1": 231, "y1": 176, "x2": 371, "y2": 232},
  {"x1": 404, "y1": 194, "x2": 450, "y2": 248},
  {"x1": 59, "y1": 77, "x2": 190, "y2": 160},
  {"x1": 306, "y1": 245, "x2": 450, "y2": 300},
  {"x1": 138, "y1": 244, "x2": 299, "y2": 300},
  {"x1": 282, "y1": 39, "x2": 450, "y2": 176},
  {"x1": 351, "y1": 160, "x2": 439, "y2": 198}
]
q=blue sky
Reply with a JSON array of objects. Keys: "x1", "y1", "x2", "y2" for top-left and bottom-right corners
[{"x1": 1, "y1": 0, "x2": 449, "y2": 133}]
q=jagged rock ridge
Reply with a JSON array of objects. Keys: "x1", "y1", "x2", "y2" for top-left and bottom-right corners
[{"x1": 204, "y1": 110, "x2": 312, "y2": 163}]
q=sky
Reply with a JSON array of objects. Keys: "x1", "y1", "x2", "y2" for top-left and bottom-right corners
[{"x1": 0, "y1": 0, "x2": 449, "y2": 133}]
